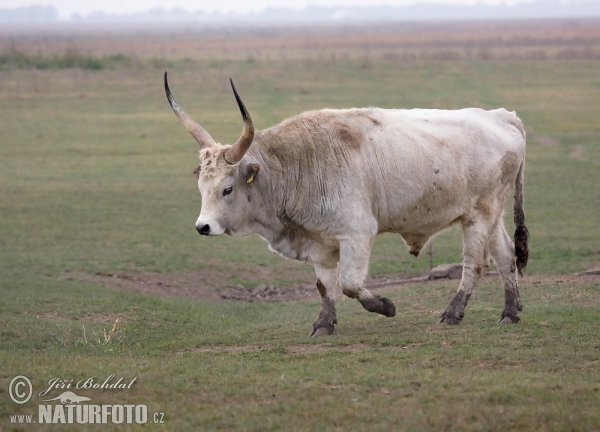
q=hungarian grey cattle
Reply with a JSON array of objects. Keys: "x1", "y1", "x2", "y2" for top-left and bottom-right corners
[{"x1": 164, "y1": 72, "x2": 529, "y2": 336}]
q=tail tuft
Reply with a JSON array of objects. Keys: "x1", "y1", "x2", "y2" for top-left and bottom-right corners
[
  {"x1": 514, "y1": 225, "x2": 529, "y2": 276},
  {"x1": 513, "y1": 154, "x2": 529, "y2": 277}
]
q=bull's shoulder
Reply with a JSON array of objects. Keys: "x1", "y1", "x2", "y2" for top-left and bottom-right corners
[
  {"x1": 276, "y1": 108, "x2": 383, "y2": 128},
  {"x1": 255, "y1": 108, "x2": 383, "y2": 153}
]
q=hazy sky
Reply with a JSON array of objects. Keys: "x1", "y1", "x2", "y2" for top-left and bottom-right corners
[{"x1": 3, "y1": 0, "x2": 545, "y2": 19}]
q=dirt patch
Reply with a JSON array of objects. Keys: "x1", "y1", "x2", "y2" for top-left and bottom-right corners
[
  {"x1": 286, "y1": 343, "x2": 421, "y2": 354},
  {"x1": 32, "y1": 311, "x2": 124, "y2": 323},
  {"x1": 575, "y1": 268, "x2": 600, "y2": 276},
  {"x1": 79, "y1": 313, "x2": 123, "y2": 324},
  {"x1": 220, "y1": 284, "x2": 318, "y2": 302},
  {"x1": 59, "y1": 271, "x2": 426, "y2": 303},
  {"x1": 33, "y1": 311, "x2": 70, "y2": 321},
  {"x1": 178, "y1": 343, "x2": 421, "y2": 355},
  {"x1": 59, "y1": 268, "x2": 600, "y2": 303},
  {"x1": 533, "y1": 135, "x2": 560, "y2": 146},
  {"x1": 61, "y1": 271, "x2": 219, "y2": 301},
  {"x1": 568, "y1": 144, "x2": 585, "y2": 160},
  {"x1": 184, "y1": 345, "x2": 268, "y2": 354},
  {"x1": 526, "y1": 271, "x2": 600, "y2": 285}
]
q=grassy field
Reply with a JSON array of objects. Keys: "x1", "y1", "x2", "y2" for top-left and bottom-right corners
[{"x1": 1, "y1": 20, "x2": 599, "y2": 430}]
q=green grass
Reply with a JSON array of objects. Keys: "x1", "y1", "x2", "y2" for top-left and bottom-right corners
[
  {"x1": 1, "y1": 25, "x2": 599, "y2": 430},
  {"x1": 1, "y1": 277, "x2": 599, "y2": 430},
  {"x1": 0, "y1": 49, "x2": 133, "y2": 71},
  {"x1": 1, "y1": 59, "x2": 598, "y2": 279}
]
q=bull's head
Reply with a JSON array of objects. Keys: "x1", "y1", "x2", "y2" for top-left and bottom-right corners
[{"x1": 164, "y1": 72, "x2": 260, "y2": 237}]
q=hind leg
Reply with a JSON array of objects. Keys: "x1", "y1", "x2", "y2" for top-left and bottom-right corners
[
  {"x1": 438, "y1": 217, "x2": 491, "y2": 325},
  {"x1": 489, "y1": 221, "x2": 523, "y2": 324}
]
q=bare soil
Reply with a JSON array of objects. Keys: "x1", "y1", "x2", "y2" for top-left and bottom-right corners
[
  {"x1": 568, "y1": 144, "x2": 586, "y2": 160},
  {"x1": 30, "y1": 310, "x2": 123, "y2": 324},
  {"x1": 533, "y1": 134, "x2": 560, "y2": 146},
  {"x1": 59, "y1": 268, "x2": 600, "y2": 303},
  {"x1": 59, "y1": 270, "x2": 423, "y2": 302},
  {"x1": 177, "y1": 342, "x2": 422, "y2": 355}
]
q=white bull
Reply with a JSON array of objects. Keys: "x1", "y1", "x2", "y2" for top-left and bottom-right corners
[{"x1": 164, "y1": 73, "x2": 529, "y2": 336}]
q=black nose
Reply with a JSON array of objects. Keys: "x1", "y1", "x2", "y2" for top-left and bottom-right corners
[{"x1": 197, "y1": 224, "x2": 210, "y2": 236}]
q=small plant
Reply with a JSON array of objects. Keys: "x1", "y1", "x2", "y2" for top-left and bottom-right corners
[
  {"x1": 50, "y1": 318, "x2": 125, "y2": 348},
  {"x1": 102, "y1": 317, "x2": 120, "y2": 344}
]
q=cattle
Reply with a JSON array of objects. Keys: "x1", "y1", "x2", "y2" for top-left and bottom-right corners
[{"x1": 164, "y1": 72, "x2": 529, "y2": 337}]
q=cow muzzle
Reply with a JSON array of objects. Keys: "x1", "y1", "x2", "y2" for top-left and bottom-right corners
[
  {"x1": 195, "y1": 218, "x2": 225, "y2": 236},
  {"x1": 196, "y1": 224, "x2": 211, "y2": 236}
]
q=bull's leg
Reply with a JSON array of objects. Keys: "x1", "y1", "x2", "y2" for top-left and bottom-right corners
[
  {"x1": 438, "y1": 218, "x2": 491, "y2": 325},
  {"x1": 338, "y1": 237, "x2": 396, "y2": 317},
  {"x1": 310, "y1": 265, "x2": 338, "y2": 337},
  {"x1": 489, "y1": 222, "x2": 523, "y2": 324}
]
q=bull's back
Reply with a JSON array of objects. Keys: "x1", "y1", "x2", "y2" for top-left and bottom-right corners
[{"x1": 356, "y1": 108, "x2": 526, "y2": 230}]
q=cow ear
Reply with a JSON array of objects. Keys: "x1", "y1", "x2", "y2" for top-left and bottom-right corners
[{"x1": 244, "y1": 163, "x2": 260, "y2": 184}]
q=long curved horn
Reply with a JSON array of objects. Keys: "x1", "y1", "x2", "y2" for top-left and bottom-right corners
[
  {"x1": 224, "y1": 79, "x2": 255, "y2": 165},
  {"x1": 164, "y1": 72, "x2": 216, "y2": 149}
]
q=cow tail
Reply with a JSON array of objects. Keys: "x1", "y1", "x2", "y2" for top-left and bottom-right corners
[{"x1": 513, "y1": 157, "x2": 529, "y2": 276}]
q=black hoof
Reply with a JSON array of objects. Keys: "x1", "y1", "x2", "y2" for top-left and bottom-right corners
[
  {"x1": 379, "y1": 296, "x2": 397, "y2": 317},
  {"x1": 498, "y1": 312, "x2": 520, "y2": 324},
  {"x1": 437, "y1": 310, "x2": 464, "y2": 325},
  {"x1": 360, "y1": 295, "x2": 396, "y2": 317},
  {"x1": 310, "y1": 322, "x2": 335, "y2": 337}
]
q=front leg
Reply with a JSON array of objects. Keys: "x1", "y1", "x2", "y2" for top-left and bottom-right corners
[
  {"x1": 339, "y1": 236, "x2": 396, "y2": 318},
  {"x1": 310, "y1": 265, "x2": 338, "y2": 337},
  {"x1": 310, "y1": 280, "x2": 337, "y2": 337}
]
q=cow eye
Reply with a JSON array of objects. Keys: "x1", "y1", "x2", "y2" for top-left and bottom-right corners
[{"x1": 223, "y1": 187, "x2": 233, "y2": 196}]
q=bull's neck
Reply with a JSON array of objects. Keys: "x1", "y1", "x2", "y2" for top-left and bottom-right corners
[{"x1": 246, "y1": 145, "x2": 299, "y2": 258}]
